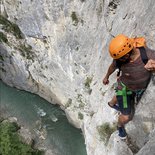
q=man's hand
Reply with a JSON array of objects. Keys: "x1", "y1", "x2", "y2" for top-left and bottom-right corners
[
  {"x1": 103, "y1": 77, "x2": 109, "y2": 85},
  {"x1": 102, "y1": 62, "x2": 116, "y2": 85},
  {"x1": 144, "y1": 59, "x2": 155, "y2": 72}
]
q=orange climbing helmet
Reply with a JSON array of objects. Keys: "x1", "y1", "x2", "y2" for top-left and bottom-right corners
[
  {"x1": 109, "y1": 34, "x2": 146, "y2": 59},
  {"x1": 109, "y1": 34, "x2": 134, "y2": 59}
]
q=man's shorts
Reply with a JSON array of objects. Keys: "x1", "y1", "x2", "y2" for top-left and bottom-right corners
[
  {"x1": 116, "y1": 94, "x2": 135, "y2": 115},
  {"x1": 115, "y1": 81, "x2": 135, "y2": 115}
]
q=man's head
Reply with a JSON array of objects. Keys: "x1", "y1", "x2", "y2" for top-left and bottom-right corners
[{"x1": 109, "y1": 34, "x2": 134, "y2": 60}]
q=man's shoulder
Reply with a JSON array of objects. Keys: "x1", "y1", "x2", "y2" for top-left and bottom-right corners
[{"x1": 145, "y1": 47, "x2": 155, "y2": 59}]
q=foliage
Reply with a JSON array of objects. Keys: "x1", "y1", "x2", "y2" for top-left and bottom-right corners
[
  {"x1": 78, "y1": 112, "x2": 84, "y2": 120},
  {"x1": 18, "y1": 44, "x2": 34, "y2": 60},
  {"x1": 71, "y1": 12, "x2": 79, "y2": 26},
  {"x1": 0, "y1": 32, "x2": 8, "y2": 43},
  {"x1": 108, "y1": 1, "x2": 119, "y2": 10},
  {"x1": 0, "y1": 121, "x2": 43, "y2": 155},
  {"x1": 97, "y1": 122, "x2": 116, "y2": 144},
  {"x1": 77, "y1": 94, "x2": 85, "y2": 109},
  {"x1": 0, "y1": 15, "x2": 35, "y2": 60},
  {"x1": 84, "y1": 76, "x2": 93, "y2": 88},
  {"x1": 0, "y1": 55, "x2": 4, "y2": 61},
  {"x1": 79, "y1": 102, "x2": 85, "y2": 109},
  {"x1": 0, "y1": 15, "x2": 23, "y2": 39},
  {"x1": 65, "y1": 98, "x2": 72, "y2": 108},
  {"x1": 84, "y1": 76, "x2": 93, "y2": 94}
]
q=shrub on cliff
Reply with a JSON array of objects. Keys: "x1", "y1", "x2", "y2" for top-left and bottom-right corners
[
  {"x1": 0, "y1": 121, "x2": 43, "y2": 155},
  {"x1": 97, "y1": 122, "x2": 116, "y2": 145}
]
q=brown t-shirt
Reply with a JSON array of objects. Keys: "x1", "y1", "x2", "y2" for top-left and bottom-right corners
[{"x1": 114, "y1": 48, "x2": 155, "y2": 90}]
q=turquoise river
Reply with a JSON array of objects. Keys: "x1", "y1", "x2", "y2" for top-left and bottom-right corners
[{"x1": 0, "y1": 80, "x2": 87, "y2": 155}]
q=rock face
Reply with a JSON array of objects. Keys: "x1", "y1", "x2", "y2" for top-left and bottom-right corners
[{"x1": 1, "y1": 0, "x2": 155, "y2": 155}]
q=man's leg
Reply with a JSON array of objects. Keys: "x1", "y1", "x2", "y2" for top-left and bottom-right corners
[
  {"x1": 108, "y1": 96, "x2": 117, "y2": 106},
  {"x1": 108, "y1": 96, "x2": 120, "y2": 111},
  {"x1": 118, "y1": 114, "x2": 130, "y2": 127},
  {"x1": 116, "y1": 93, "x2": 135, "y2": 139},
  {"x1": 117, "y1": 114, "x2": 130, "y2": 139}
]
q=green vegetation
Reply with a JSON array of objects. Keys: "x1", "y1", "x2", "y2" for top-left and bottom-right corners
[
  {"x1": 75, "y1": 46, "x2": 79, "y2": 51},
  {"x1": 79, "y1": 102, "x2": 85, "y2": 109},
  {"x1": 0, "y1": 15, "x2": 23, "y2": 39},
  {"x1": 78, "y1": 112, "x2": 84, "y2": 120},
  {"x1": 0, "y1": 55, "x2": 4, "y2": 61},
  {"x1": 84, "y1": 76, "x2": 93, "y2": 94},
  {"x1": 18, "y1": 44, "x2": 34, "y2": 60},
  {"x1": 77, "y1": 94, "x2": 82, "y2": 102},
  {"x1": 71, "y1": 12, "x2": 79, "y2": 26},
  {"x1": 84, "y1": 76, "x2": 93, "y2": 88},
  {"x1": 0, "y1": 55, "x2": 6, "y2": 72},
  {"x1": 97, "y1": 122, "x2": 116, "y2": 144},
  {"x1": 77, "y1": 94, "x2": 85, "y2": 109},
  {"x1": 0, "y1": 32, "x2": 8, "y2": 43},
  {"x1": 0, "y1": 121, "x2": 43, "y2": 155},
  {"x1": 65, "y1": 98, "x2": 72, "y2": 108},
  {"x1": 108, "y1": 1, "x2": 118, "y2": 10},
  {"x1": 0, "y1": 15, "x2": 35, "y2": 61}
]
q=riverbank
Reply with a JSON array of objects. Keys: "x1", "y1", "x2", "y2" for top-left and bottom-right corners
[
  {"x1": 0, "y1": 81, "x2": 87, "y2": 155},
  {"x1": 0, "y1": 117, "x2": 44, "y2": 155}
]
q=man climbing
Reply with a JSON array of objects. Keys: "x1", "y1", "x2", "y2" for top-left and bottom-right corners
[{"x1": 103, "y1": 34, "x2": 155, "y2": 139}]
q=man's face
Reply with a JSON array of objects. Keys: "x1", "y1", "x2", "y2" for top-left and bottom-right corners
[
  {"x1": 119, "y1": 53, "x2": 130, "y2": 62},
  {"x1": 118, "y1": 49, "x2": 133, "y2": 62}
]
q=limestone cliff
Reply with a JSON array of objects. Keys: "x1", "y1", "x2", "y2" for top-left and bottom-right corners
[{"x1": 0, "y1": 0, "x2": 155, "y2": 155}]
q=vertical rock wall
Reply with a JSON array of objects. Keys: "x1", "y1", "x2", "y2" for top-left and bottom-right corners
[{"x1": 1, "y1": 0, "x2": 155, "y2": 154}]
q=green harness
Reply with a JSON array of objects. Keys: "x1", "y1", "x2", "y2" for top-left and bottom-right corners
[
  {"x1": 116, "y1": 82, "x2": 132, "y2": 108},
  {"x1": 116, "y1": 82, "x2": 145, "y2": 108}
]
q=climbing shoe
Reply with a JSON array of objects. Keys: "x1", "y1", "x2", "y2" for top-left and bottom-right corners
[
  {"x1": 108, "y1": 102, "x2": 120, "y2": 111},
  {"x1": 118, "y1": 126, "x2": 127, "y2": 139}
]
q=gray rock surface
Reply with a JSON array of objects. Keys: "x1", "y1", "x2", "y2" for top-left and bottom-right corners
[
  {"x1": 18, "y1": 127, "x2": 34, "y2": 146},
  {"x1": 106, "y1": 132, "x2": 133, "y2": 155},
  {"x1": 136, "y1": 129, "x2": 155, "y2": 155},
  {"x1": 1, "y1": 0, "x2": 155, "y2": 155}
]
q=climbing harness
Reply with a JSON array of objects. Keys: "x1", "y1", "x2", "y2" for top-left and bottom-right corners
[
  {"x1": 133, "y1": 89, "x2": 145, "y2": 104},
  {"x1": 115, "y1": 82, "x2": 132, "y2": 108}
]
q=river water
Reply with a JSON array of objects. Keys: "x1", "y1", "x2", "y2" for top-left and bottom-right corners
[{"x1": 0, "y1": 81, "x2": 87, "y2": 155}]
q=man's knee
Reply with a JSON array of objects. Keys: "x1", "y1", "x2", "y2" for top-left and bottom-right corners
[{"x1": 118, "y1": 114, "x2": 130, "y2": 125}]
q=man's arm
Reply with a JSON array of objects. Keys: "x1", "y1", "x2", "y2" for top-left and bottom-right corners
[
  {"x1": 144, "y1": 48, "x2": 155, "y2": 72},
  {"x1": 144, "y1": 59, "x2": 155, "y2": 72},
  {"x1": 103, "y1": 62, "x2": 117, "y2": 85}
]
